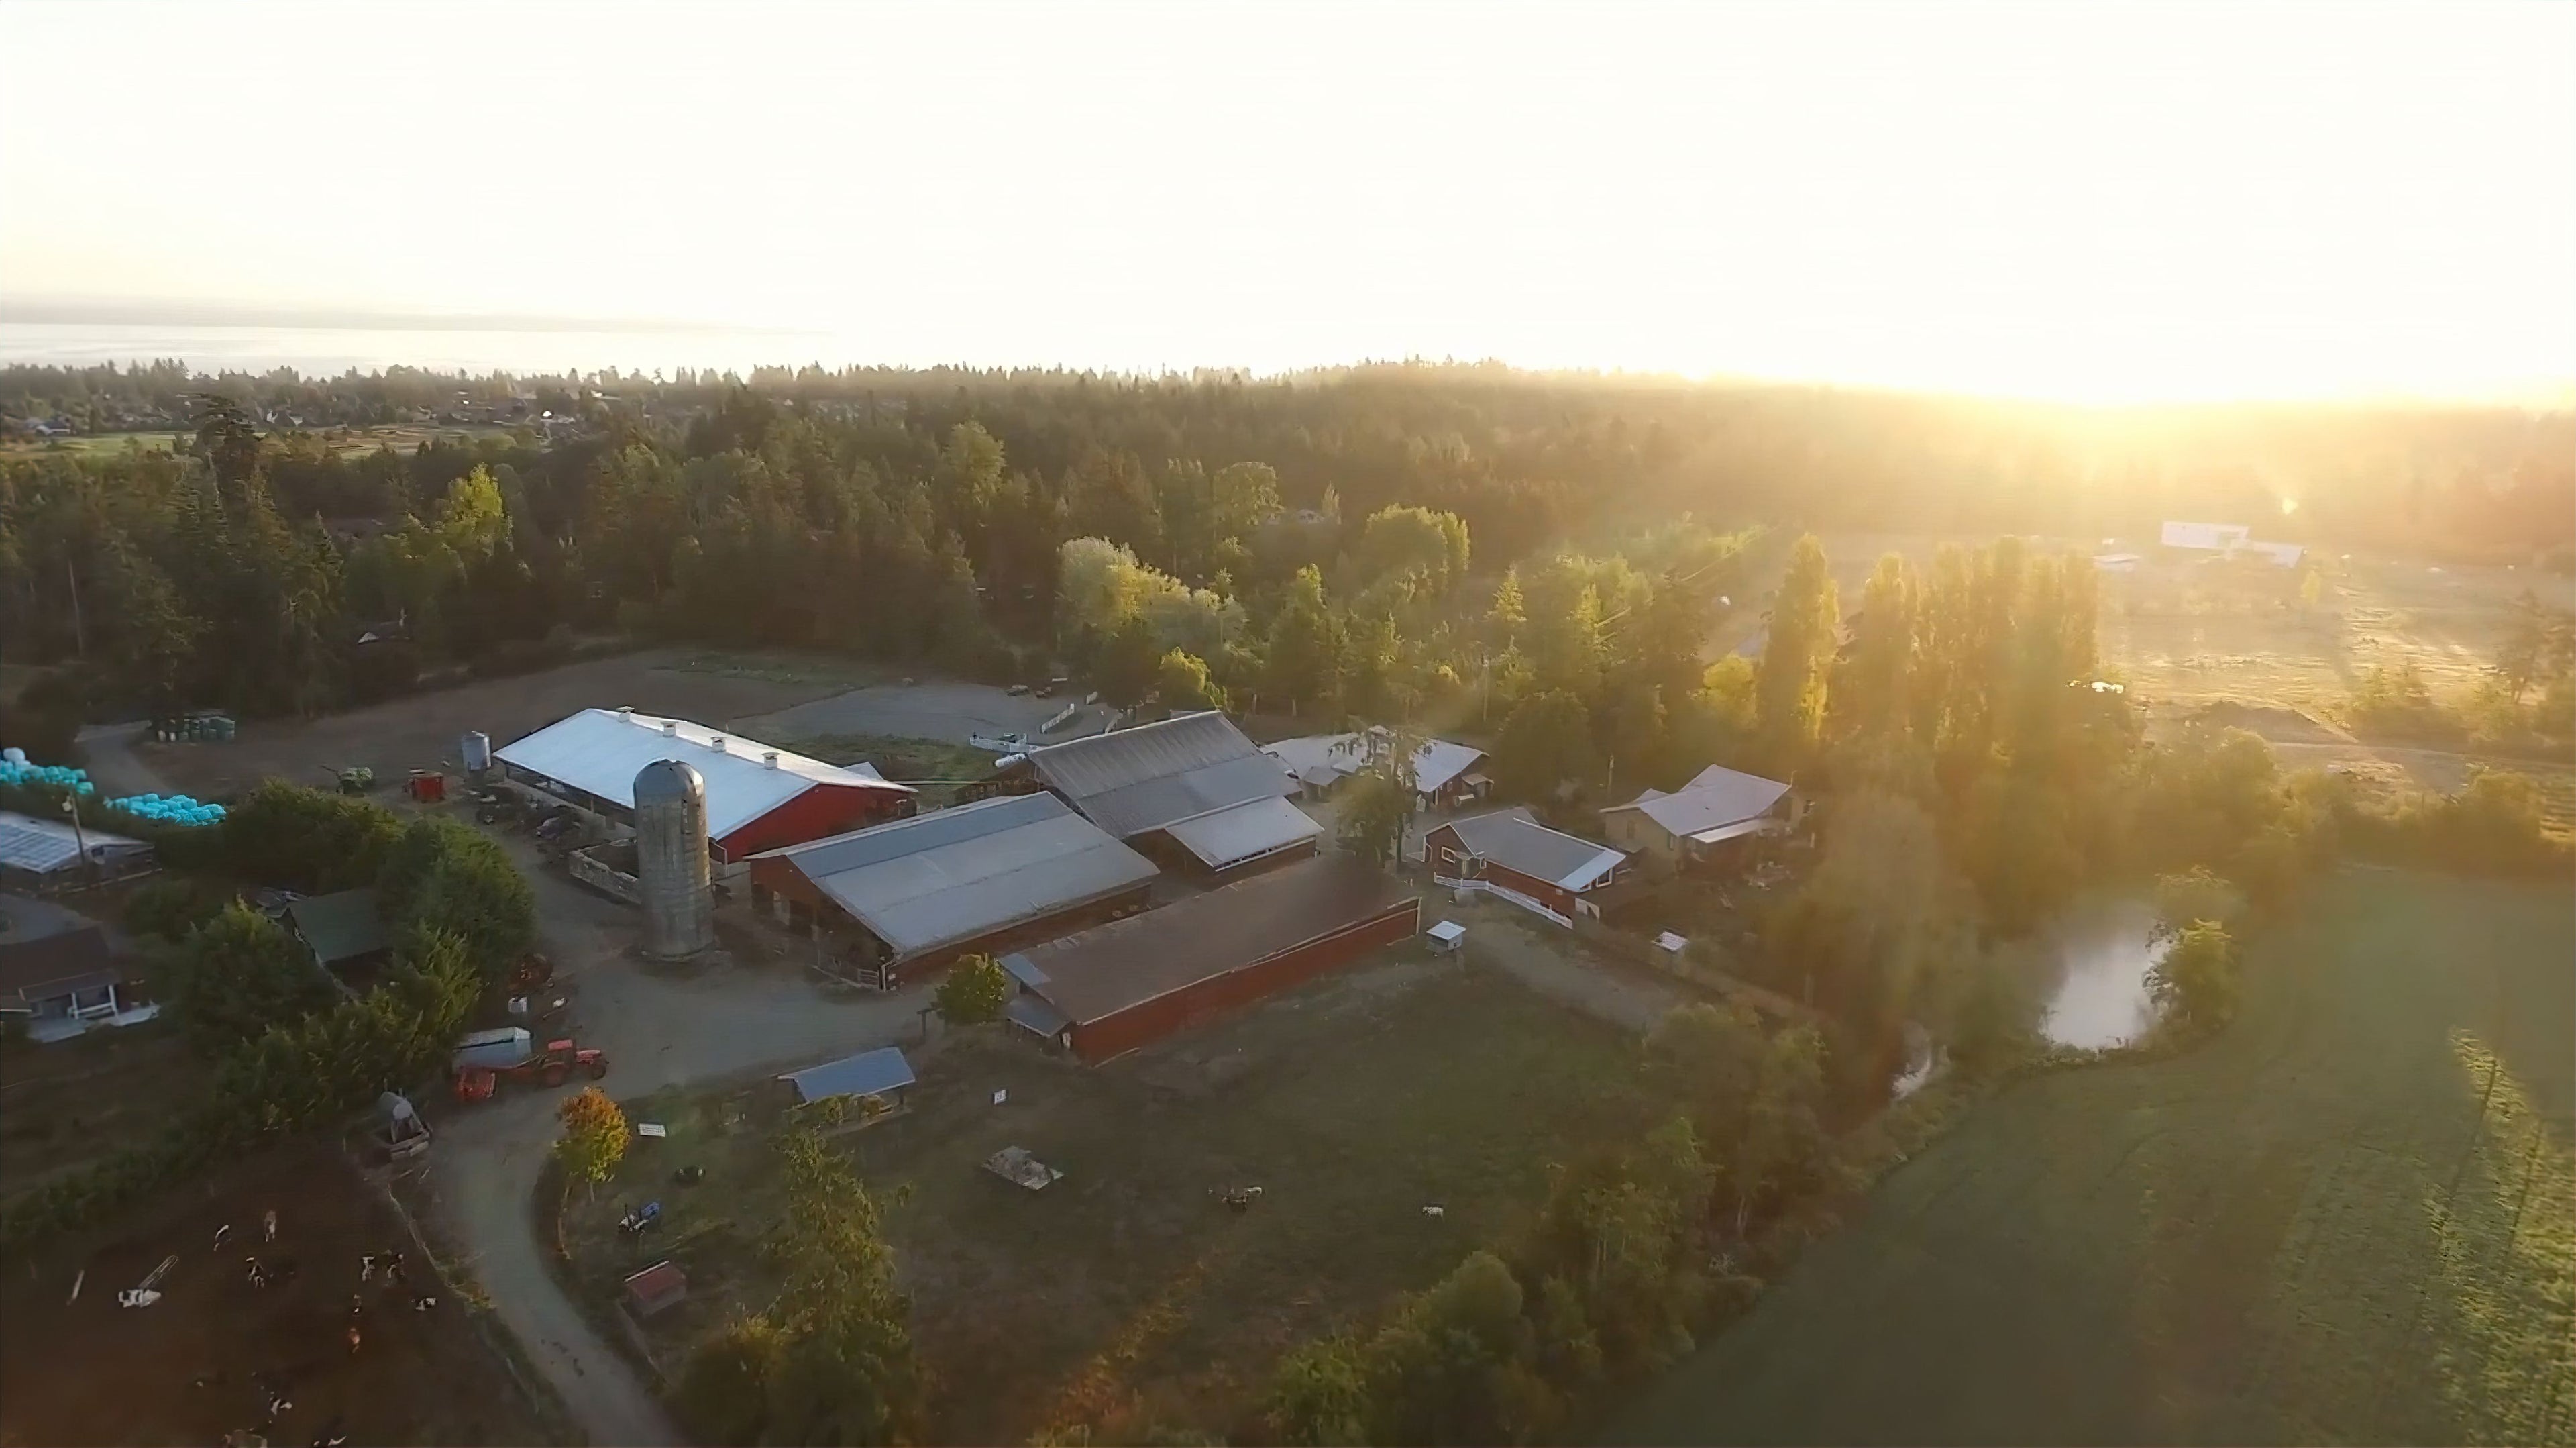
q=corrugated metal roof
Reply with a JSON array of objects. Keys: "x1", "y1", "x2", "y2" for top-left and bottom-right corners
[
  {"x1": 493, "y1": 709, "x2": 910, "y2": 840},
  {"x1": 1022, "y1": 711, "x2": 1293, "y2": 839},
  {"x1": 0, "y1": 811, "x2": 147, "y2": 876},
  {"x1": 1006, "y1": 992, "x2": 1070, "y2": 1037},
  {"x1": 1262, "y1": 731, "x2": 1484, "y2": 795},
  {"x1": 1002, "y1": 855, "x2": 1417, "y2": 1025},
  {"x1": 1163, "y1": 796, "x2": 1320, "y2": 868},
  {"x1": 0, "y1": 892, "x2": 117, "y2": 1000},
  {"x1": 1602, "y1": 764, "x2": 1790, "y2": 840},
  {"x1": 286, "y1": 887, "x2": 392, "y2": 966},
  {"x1": 1444, "y1": 808, "x2": 1627, "y2": 890},
  {"x1": 779, "y1": 1046, "x2": 916, "y2": 1104},
  {"x1": 757, "y1": 794, "x2": 1157, "y2": 958}
]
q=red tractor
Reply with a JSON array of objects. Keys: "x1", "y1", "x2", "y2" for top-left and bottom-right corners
[{"x1": 451, "y1": 1033, "x2": 608, "y2": 1102}]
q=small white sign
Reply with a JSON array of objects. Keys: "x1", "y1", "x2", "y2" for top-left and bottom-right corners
[{"x1": 991, "y1": 1089, "x2": 1009, "y2": 1106}]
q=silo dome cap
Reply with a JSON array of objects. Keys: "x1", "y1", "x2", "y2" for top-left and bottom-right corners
[{"x1": 633, "y1": 758, "x2": 707, "y2": 801}]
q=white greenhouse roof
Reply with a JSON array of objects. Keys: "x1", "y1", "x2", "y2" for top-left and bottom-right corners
[
  {"x1": 494, "y1": 708, "x2": 908, "y2": 839},
  {"x1": 0, "y1": 811, "x2": 146, "y2": 876}
]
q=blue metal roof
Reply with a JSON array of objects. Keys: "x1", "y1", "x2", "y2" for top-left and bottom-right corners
[
  {"x1": 1006, "y1": 992, "x2": 1070, "y2": 1037},
  {"x1": 779, "y1": 1046, "x2": 916, "y2": 1104},
  {"x1": 999, "y1": 951, "x2": 1050, "y2": 986}
]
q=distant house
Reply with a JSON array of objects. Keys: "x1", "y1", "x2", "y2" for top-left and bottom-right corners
[
  {"x1": 1423, "y1": 808, "x2": 1628, "y2": 927},
  {"x1": 2161, "y1": 521, "x2": 2252, "y2": 552},
  {"x1": 994, "y1": 711, "x2": 1321, "y2": 880},
  {"x1": 2158, "y1": 521, "x2": 2303, "y2": 568},
  {"x1": 747, "y1": 792, "x2": 1158, "y2": 990},
  {"x1": 1598, "y1": 764, "x2": 1797, "y2": 875},
  {"x1": 283, "y1": 887, "x2": 393, "y2": 974},
  {"x1": 1263, "y1": 729, "x2": 1488, "y2": 809},
  {"x1": 0, "y1": 893, "x2": 154, "y2": 1042},
  {"x1": 0, "y1": 810, "x2": 155, "y2": 894}
]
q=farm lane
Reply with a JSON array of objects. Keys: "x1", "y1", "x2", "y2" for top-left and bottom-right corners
[
  {"x1": 429, "y1": 831, "x2": 928, "y2": 1446},
  {"x1": 1462, "y1": 904, "x2": 1686, "y2": 1032},
  {"x1": 74, "y1": 721, "x2": 175, "y2": 798}
]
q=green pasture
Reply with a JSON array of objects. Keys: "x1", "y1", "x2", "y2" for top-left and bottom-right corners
[{"x1": 1605, "y1": 869, "x2": 2575, "y2": 1446}]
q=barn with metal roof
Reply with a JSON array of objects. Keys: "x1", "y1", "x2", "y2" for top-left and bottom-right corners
[
  {"x1": 998, "y1": 854, "x2": 1420, "y2": 1062},
  {"x1": 747, "y1": 792, "x2": 1158, "y2": 988},
  {"x1": 493, "y1": 707, "x2": 914, "y2": 863},
  {"x1": 997, "y1": 711, "x2": 1320, "y2": 878}
]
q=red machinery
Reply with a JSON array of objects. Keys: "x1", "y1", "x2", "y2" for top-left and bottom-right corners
[{"x1": 452, "y1": 1037, "x2": 609, "y2": 1102}]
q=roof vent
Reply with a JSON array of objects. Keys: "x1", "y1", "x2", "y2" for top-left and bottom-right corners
[
  {"x1": 618, "y1": 705, "x2": 635, "y2": 721},
  {"x1": 661, "y1": 721, "x2": 679, "y2": 737},
  {"x1": 710, "y1": 736, "x2": 727, "y2": 754},
  {"x1": 763, "y1": 751, "x2": 780, "y2": 769}
]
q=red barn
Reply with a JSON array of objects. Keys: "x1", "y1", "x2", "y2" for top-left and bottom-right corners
[
  {"x1": 998, "y1": 855, "x2": 1420, "y2": 1063},
  {"x1": 494, "y1": 708, "x2": 914, "y2": 867},
  {"x1": 1424, "y1": 807, "x2": 1628, "y2": 927}
]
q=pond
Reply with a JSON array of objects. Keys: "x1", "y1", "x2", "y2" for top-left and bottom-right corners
[{"x1": 2039, "y1": 898, "x2": 2167, "y2": 1049}]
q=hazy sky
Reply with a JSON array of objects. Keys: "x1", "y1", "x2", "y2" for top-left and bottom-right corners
[{"x1": 5, "y1": 0, "x2": 2572, "y2": 402}]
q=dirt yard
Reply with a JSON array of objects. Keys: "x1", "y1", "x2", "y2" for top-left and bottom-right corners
[
  {"x1": 564, "y1": 953, "x2": 1658, "y2": 1445},
  {"x1": 136, "y1": 648, "x2": 885, "y2": 798},
  {"x1": 0, "y1": 1021, "x2": 208, "y2": 1208},
  {"x1": 0, "y1": 1143, "x2": 561, "y2": 1447}
]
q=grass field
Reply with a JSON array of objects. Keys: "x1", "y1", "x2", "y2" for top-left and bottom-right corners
[
  {"x1": 1601, "y1": 869, "x2": 2576, "y2": 1445},
  {"x1": 568, "y1": 954, "x2": 1655, "y2": 1444}
]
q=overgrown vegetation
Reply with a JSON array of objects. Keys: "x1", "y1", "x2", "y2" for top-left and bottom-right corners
[
  {"x1": 672, "y1": 1098, "x2": 926, "y2": 1446},
  {"x1": 0, "y1": 785, "x2": 534, "y2": 1249}
]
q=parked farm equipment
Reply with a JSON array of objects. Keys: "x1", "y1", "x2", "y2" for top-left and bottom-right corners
[{"x1": 450, "y1": 1027, "x2": 608, "y2": 1102}]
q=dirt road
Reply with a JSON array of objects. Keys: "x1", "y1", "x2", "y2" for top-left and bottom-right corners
[
  {"x1": 1459, "y1": 902, "x2": 1685, "y2": 1032},
  {"x1": 73, "y1": 721, "x2": 172, "y2": 798},
  {"x1": 426, "y1": 832, "x2": 929, "y2": 1445}
]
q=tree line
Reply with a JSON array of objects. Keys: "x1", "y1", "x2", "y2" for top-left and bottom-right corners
[{"x1": 7, "y1": 364, "x2": 2570, "y2": 744}]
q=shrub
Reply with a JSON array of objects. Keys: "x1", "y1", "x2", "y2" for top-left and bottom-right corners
[
  {"x1": 221, "y1": 781, "x2": 402, "y2": 892},
  {"x1": 676, "y1": 1316, "x2": 786, "y2": 1446},
  {"x1": 2146, "y1": 921, "x2": 2240, "y2": 1031},
  {"x1": 122, "y1": 876, "x2": 227, "y2": 941},
  {"x1": 162, "y1": 902, "x2": 339, "y2": 1058},
  {"x1": 933, "y1": 955, "x2": 1012, "y2": 1026},
  {"x1": 555, "y1": 1087, "x2": 629, "y2": 1194}
]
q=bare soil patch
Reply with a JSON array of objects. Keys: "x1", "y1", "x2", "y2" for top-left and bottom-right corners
[
  {"x1": 138, "y1": 648, "x2": 875, "y2": 798},
  {"x1": 0, "y1": 1143, "x2": 559, "y2": 1447}
]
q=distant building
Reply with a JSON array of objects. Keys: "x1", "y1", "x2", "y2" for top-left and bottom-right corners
[
  {"x1": 748, "y1": 792, "x2": 1157, "y2": 990},
  {"x1": 998, "y1": 855, "x2": 1419, "y2": 1062},
  {"x1": 0, "y1": 811, "x2": 154, "y2": 894},
  {"x1": 1424, "y1": 808, "x2": 1628, "y2": 927},
  {"x1": 282, "y1": 887, "x2": 393, "y2": 974},
  {"x1": 0, "y1": 893, "x2": 154, "y2": 1042},
  {"x1": 1598, "y1": 764, "x2": 1798, "y2": 875},
  {"x1": 495, "y1": 708, "x2": 914, "y2": 877},
  {"x1": 2161, "y1": 521, "x2": 2253, "y2": 552},
  {"x1": 994, "y1": 711, "x2": 1320, "y2": 880},
  {"x1": 1263, "y1": 729, "x2": 1488, "y2": 809}
]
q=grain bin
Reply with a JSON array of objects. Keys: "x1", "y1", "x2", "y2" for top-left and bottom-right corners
[{"x1": 633, "y1": 758, "x2": 715, "y2": 959}]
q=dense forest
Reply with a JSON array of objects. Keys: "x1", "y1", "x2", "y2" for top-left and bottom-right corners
[{"x1": 4, "y1": 363, "x2": 2571, "y2": 756}]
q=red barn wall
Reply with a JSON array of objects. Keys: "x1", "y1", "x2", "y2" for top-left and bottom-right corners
[
  {"x1": 1069, "y1": 897, "x2": 1421, "y2": 1063},
  {"x1": 717, "y1": 784, "x2": 914, "y2": 862}
]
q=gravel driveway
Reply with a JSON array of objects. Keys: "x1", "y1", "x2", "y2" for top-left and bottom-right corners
[{"x1": 426, "y1": 830, "x2": 929, "y2": 1446}]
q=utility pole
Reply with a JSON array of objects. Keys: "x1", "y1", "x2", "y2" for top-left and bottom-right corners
[{"x1": 66, "y1": 560, "x2": 86, "y2": 659}]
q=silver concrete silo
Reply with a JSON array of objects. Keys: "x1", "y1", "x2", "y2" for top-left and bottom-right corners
[{"x1": 633, "y1": 759, "x2": 715, "y2": 960}]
